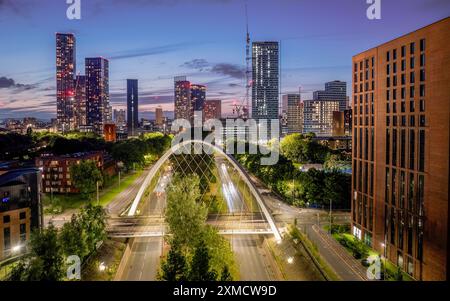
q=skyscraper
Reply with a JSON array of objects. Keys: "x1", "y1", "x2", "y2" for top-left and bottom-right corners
[
  {"x1": 56, "y1": 33, "x2": 76, "y2": 132},
  {"x1": 155, "y1": 106, "x2": 164, "y2": 126},
  {"x1": 204, "y1": 99, "x2": 222, "y2": 121},
  {"x1": 74, "y1": 75, "x2": 86, "y2": 128},
  {"x1": 174, "y1": 76, "x2": 192, "y2": 122},
  {"x1": 191, "y1": 84, "x2": 206, "y2": 122},
  {"x1": 252, "y1": 42, "x2": 279, "y2": 122},
  {"x1": 286, "y1": 94, "x2": 302, "y2": 133},
  {"x1": 351, "y1": 18, "x2": 449, "y2": 280},
  {"x1": 85, "y1": 57, "x2": 110, "y2": 135},
  {"x1": 127, "y1": 79, "x2": 139, "y2": 136},
  {"x1": 313, "y1": 81, "x2": 348, "y2": 112}
]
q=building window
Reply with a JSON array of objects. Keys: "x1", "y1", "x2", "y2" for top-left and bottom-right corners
[
  {"x1": 391, "y1": 169, "x2": 397, "y2": 207},
  {"x1": 400, "y1": 171, "x2": 406, "y2": 209},
  {"x1": 420, "y1": 84, "x2": 425, "y2": 97},
  {"x1": 401, "y1": 130, "x2": 406, "y2": 168},
  {"x1": 410, "y1": 42, "x2": 415, "y2": 55},
  {"x1": 401, "y1": 46, "x2": 406, "y2": 57},
  {"x1": 3, "y1": 227, "x2": 11, "y2": 251},
  {"x1": 420, "y1": 39, "x2": 425, "y2": 52},
  {"x1": 386, "y1": 51, "x2": 390, "y2": 62},
  {"x1": 392, "y1": 129, "x2": 398, "y2": 166},
  {"x1": 409, "y1": 130, "x2": 415, "y2": 170},
  {"x1": 420, "y1": 54, "x2": 425, "y2": 67},
  {"x1": 420, "y1": 69, "x2": 425, "y2": 82},
  {"x1": 410, "y1": 57, "x2": 415, "y2": 69},
  {"x1": 386, "y1": 129, "x2": 390, "y2": 164},
  {"x1": 20, "y1": 223, "x2": 27, "y2": 243},
  {"x1": 19, "y1": 212, "x2": 26, "y2": 220},
  {"x1": 385, "y1": 168, "x2": 390, "y2": 204},
  {"x1": 419, "y1": 100, "x2": 425, "y2": 112},
  {"x1": 419, "y1": 130, "x2": 425, "y2": 172},
  {"x1": 3, "y1": 215, "x2": 10, "y2": 224}
]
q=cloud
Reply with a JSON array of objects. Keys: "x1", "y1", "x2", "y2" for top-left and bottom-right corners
[
  {"x1": 180, "y1": 59, "x2": 210, "y2": 71},
  {"x1": 181, "y1": 59, "x2": 245, "y2": 79},
  {"x1": 211, "y1": 63, "x2": 245, "y2": 79},
  {"x1": 0, "y1": 76, "x2": 35, "y2": 90}
]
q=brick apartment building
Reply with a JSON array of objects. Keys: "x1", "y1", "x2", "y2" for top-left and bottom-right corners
[{"x1": 351, "y1": 18, "x2": 449, "y2": 280}]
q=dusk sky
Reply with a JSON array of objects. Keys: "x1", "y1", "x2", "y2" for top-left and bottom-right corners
[{"x1": 0, "y1": 0, "x2": 449, "y2": 120}]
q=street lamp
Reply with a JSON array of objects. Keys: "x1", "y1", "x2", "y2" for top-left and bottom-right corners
[
  {"x1": 98, "y1": 262, "x2": 106, "y2": 272},
  {"x1": 12, "y1": 245, "x2": 22, "y2": 253},
  {"x1": 287, "y1": 257, "x2": 294, "y2": 264},
  {"x1": 381, "y1": 242, "x2": 387, "y2": 280}
]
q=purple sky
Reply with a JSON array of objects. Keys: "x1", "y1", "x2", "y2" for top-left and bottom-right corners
[{"x1": 0, "y1": 0, "x2": 449, "y2": 120}]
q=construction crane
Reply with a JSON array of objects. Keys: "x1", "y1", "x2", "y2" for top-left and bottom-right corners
[{"x1": 231, "y1": 4, "x2": 251, "y2": 119}]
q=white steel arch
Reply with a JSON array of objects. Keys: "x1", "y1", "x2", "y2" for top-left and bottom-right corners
[{"x1": 127, "y1": 140, "x2": 281, "y2": 241}]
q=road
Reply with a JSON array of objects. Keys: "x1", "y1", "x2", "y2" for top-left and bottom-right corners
[
  {"x1": 231, "y1": 235, "x2": 281, "y2": 281},
  {"x1": 119, "y1": 237, "x2": 162, "y2": 281},
  {"x1": 248, "y1": 174, "x2": 367, "y2": 281},
  {"x1": 215, "y1": 157, "x2": 247, "y2": 213},
  {"x1": 106, "y1": 168, "x2": 151, "y2": 216}
]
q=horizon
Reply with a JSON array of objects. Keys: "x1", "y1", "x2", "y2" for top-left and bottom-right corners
[{"x1": 0, "y1": 0, "x2": 449, "y2": 120}]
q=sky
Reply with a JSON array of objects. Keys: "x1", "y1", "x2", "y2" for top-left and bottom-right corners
[{"x1": 0, "y1": 0, "x2": 449, "y2": 120}]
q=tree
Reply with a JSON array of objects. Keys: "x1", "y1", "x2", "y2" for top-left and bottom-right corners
[
  {"x1": 60, "y1": 214, "x2": 89, "y2": 260},
  {"x1": 159, "y1": 243, "x2": 188, "y2": 281},
  {"x1": 220, "y1": 266, "x2": 233, "y2": 281},
  {"x1": 9, "y1": 225, "x2": 66, "y2": 281},
  {"x1": 189, "y1": 239, "x2": 217, "y2": 281},
  {"x1": 79, "y1": 204, "x2": 107, "y2": 253},
  {"x1": 70, "y1": 160, "x2": 103, "y2": 200},
  {"x1": 165, "y1": 175, "x2": 207, "y2": 248}
]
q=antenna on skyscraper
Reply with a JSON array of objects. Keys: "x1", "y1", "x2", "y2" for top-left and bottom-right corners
[{"x1": 244, "y1": 3, "x2": 251, "y2": 119}]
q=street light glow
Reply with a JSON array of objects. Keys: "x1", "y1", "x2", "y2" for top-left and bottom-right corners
[
  {"x1": 287, "y1": 257, "x2": 294, "y2": 264},
  {"x1": 12, "y1": 245, "x2": 22, "y2": 253},
  {"x1": 99, "y1": 262, "x2": 106, "y2": 272}
]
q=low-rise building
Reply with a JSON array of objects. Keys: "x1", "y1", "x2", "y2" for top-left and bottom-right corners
[
  {"x1": 35, "y1": 151, "x2": 115, "y2": 194},
  {"x1": 0, "y1": 168, "x2": 41, "y2": 260}
]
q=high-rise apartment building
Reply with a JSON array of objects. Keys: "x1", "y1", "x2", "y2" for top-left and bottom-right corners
[
  {"x1": 113, "y1": 109, "x2": 126, "y2": 127},
  {"x1": 74, "y1": 75, "x2": 87, "y2": 128},
  {"x1": 85, "y1": 57, "x2": 110, "y2": 135},
  {"x1": 351, "y1": 18, "x2": 449, "y2": 280},
  {"x1": 303, "y1": 100, "x2": 339, "y2": 136},
  {"x1": 56, "y1": 33, "x2": 76, "y2": 132},
  {"x1": 174, "y1": 76, "x2": 192, "y2": 122},
  {"x1": 155, "y1": 106, "x2": 164, "y2": 126},
  {"x1": 191, "y1": 84, "x2": 206, "y2": 122},
  {"x1": 286, "y1": 94, "x2": 303, "y2": 133},
  {"x1": 252, "y1": 42, "x2": 279, "y2": 122},
  {"x1": 314, "y1": 80, "x2": 348, "y2": 112},
  {"x1": 204, "y1": 100, "x2": 222, "y2": 121},
  {"x1": 127, "y1": 79, "x2": 139, "y2": 136}
]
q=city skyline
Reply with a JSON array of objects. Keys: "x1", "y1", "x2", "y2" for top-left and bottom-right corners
[{"x1": 1, "y1": 0, "x2": 449, "y2": 120}]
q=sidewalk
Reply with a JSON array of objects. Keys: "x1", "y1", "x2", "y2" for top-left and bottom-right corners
[{"x1": 305, "y1": 224, "x2": 368, "y2": 281}]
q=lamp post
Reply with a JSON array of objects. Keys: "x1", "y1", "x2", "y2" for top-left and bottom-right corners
[{"x1": 381, "y1": 241, "x2": 387, "y2": 280}]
